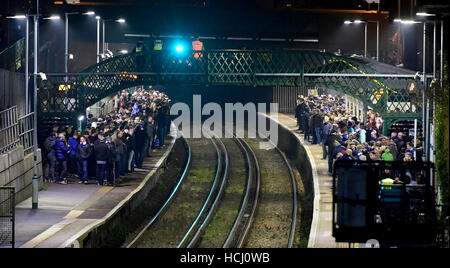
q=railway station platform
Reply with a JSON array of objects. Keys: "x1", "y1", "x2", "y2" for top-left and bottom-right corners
[
  {"x1": 14, "y1": 125, "x2": 177, "y2": 248},
  {"x1": 266, "y1": 113, "x2": 338, "y2": 248}
]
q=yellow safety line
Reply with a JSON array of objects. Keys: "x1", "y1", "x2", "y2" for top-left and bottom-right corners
[
  {"x1": 20, "y1": 186, "x2": 114, "y2": 248},
  {"x1": 20, "y1": 219, "x2": 77, "y2": 248},
  {"x1": 63, "y1": 186, "x2": 114, "y2": 219}
]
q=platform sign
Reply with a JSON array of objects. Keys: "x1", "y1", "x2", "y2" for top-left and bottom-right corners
[
  {"x1": 154, "y1": 40, "x2": 163, "y2": 51},
  {"x1": 192, "y1": 40, "x2": 204, "y2": 58}
]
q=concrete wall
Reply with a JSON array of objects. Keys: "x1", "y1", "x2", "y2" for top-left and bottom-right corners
[{"x1": 0, "y1": 145, "x2": 43, "y2": 205}]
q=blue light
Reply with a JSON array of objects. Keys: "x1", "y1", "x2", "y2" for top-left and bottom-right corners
[{"x1": 175, "y1": 44, "x2": 184, "y2": 53}]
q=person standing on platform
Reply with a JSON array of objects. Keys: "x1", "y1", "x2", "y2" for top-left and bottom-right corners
[
  {"x1": 156, "y1": 104, "x2": 169, "y2": 148},
  {"x1": 144, "y1": 115, "x2": 155, "y2": 157},
  {"x1": 321, "y1": 116, "x2": 332, "y2": 159},
  {"x1": 67, "y1": 132, "x2": 79, "y2": 177},
  {"x1": 76, "y1": 136, "x2": 91, "y2": 184},
  {"x1": 134, "y1": 119, "x2": 147, "y2": 168},
  {"x1": 43, "y1": 132, "x2": 57, "y2": 183},
  {"x1": 114, "y1": 131, "x2": 127, "y2": 179},
  {"x1": 312, "y1": 109, "x2": 323, "y2": 145},
  {"x1": 295, "y1": 98, "x2": 306, "y2": 132},
  {"x1": 94, "y1": 133, "x2": 110, "y2": 186},
  {"x1": 106, "y1": 135, "x2": 117, "y2": 186},
  {"x1": 124, "y1": 127, "x2": 136, "y2": 173},
  {"x1": 54, "y1": 133, "x2": 70, "y2": 184}
]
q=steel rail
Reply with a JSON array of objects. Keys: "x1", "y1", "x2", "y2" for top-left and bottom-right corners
[
  {"x1": 186, "y1": 136, "x2": 229, "y2": 248},
  {"x1": 222, "y1": 136, "x2": 253, "y2": 248},
  {"x1": 259, "y1": 134, "x2": 298, "y2": 248},
  {"x1": 177, "y1": 130, "x2": 225, "y2": 248},
  {"x1": 125, "y1": 136, "x2": 191, "y2": 248},
  {"x1": 235, "y1": 137, "x2": 261, "y2": 248}
]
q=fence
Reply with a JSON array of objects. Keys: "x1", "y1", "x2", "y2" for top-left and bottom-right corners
[
  {"x1": 272, "y1": 86, "x2": 326, "y2": 113},
  {"x1": 0, "y1": 106, "x2": 35, "y2": 155},
  {"x1": 18, "y1": 112, "x2": 35, "y2": 155},
  {"x1": 0, "y1": 186, "x2": 15, "y2": 248}
]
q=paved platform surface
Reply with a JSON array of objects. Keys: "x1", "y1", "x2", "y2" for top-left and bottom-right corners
[
  {"x1": 267, "y1": 113, "x2": 338, "y2": 248},
  {"x1": 13, "y1": 131, "x2": 176, "y2": 248}
]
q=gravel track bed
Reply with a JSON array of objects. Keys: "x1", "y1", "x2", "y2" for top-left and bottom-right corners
[
  {"x1": 135, "y1": 138, "x2": 218, "y2": 248},
  {"x1": 243, "y1": 137, "x2": 294, "y2": 248}
]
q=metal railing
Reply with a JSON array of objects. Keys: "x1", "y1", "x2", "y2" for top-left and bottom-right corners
[
  {"x1": 0, "y1": 186, "x2": 15, "y2": 248},
  {"x1": 0, "y1": 107, "x2": 20, "y2": 154},
  {"x1": 18, "y1": 112, "x2": 35, "y2": 155},
  {"x1": 0, "y1": 106, "x2": 35, "y2": 155}
]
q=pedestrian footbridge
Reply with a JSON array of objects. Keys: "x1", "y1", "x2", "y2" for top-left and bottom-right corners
[{"x1": 38, "y1": 49, "x2": 424, "y2": 131}]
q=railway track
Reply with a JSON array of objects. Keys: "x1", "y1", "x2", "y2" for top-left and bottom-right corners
[
  {"x1": 127, "y1": 131, "x2": 228, "y2": 248},
  {"x1": 242, "y1": 136, "x2": 298, "y2": 248},
  {"x1": 127, "y1": 129, "x2": 298, "y2": 248}
]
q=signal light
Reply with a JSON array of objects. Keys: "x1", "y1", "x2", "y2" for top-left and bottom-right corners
[{"x1": 175, "y1": 44, "x2": 184, "y2": 53}]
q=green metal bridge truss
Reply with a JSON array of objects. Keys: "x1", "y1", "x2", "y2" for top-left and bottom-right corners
[{"x1": 38, "y1": 49, "x2": 423, "y2": 131}]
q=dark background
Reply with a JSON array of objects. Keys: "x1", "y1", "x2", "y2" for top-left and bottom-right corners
[{"x1": 0, "y1": 0, "x2": 448, "y2": 73}]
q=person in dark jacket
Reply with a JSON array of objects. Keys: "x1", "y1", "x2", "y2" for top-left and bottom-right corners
[
  {"x1": 105, "y1": 135, "x2": 117, "y2": 185},
  {"x1": 321, "y1": 117, "x2": 332, "y2": 159},
  {"x1": 295, "y1": 98, "x2": 306, "y2": 132},
  {"x1": 311, "y1": 109, "x2": 323, "y2": 144},
  {"x1": 327, "y1": 129, "x2": 338, "y2": 174},
  {"x1": 303, "y1": 104, "x2": 311, "y2": 143},
  {"x1": 54, "y1": 133, "x2": 70, "y2": 184},
  {"x1": 156, "y1": 105, "x2": 169, "y2": 147},
  {"x1": 114, "y1": 132, "x2": 127, "y2": 179},
  {"x1": 123, "y1": 127, "x2": 136, "y2": 172},
  {"x1": 340, "y1": 149, "x2": 355, "y2": 160},
  {"x1": 144, "y1": 116, "x2": 155, "y2": 157},
  {"x1": 94, "y1": 133, "x2": 110, "y2": 186},
  {"x1": 134, "y1": 121, "x2": 147, "y2": 168},
  {"x1": 67, "y1": 133, "x2": 78, "y2": 176},
  {"x1": 44, "y1": 132, "x2": 57, "y2": 183},
  {"x1": 76, "y1": 136, "x2": 91, "y2": 184}
]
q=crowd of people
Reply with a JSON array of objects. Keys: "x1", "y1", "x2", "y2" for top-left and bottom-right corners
[
  {"x1": 295, "y1": 94, "x2": 423, "y2": 179},
  {"x1": 42, "y1": 87, "x2": 172, "y2": 186}
]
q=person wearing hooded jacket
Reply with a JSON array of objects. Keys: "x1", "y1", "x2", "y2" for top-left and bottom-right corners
[
  {"x1": 44, "y1": 132, "x2": 57, "y2": 182},
  {"x1": 76, "y1": 136, "x2": 91, "y2": 184},
  {"x1": 54, "y1": 133, "x2": 70, "y2": 184},
  {"x1": 94, "y1": 133, "x2": 110, "y2": 186}
]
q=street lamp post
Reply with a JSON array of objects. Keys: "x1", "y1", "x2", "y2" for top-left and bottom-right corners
[
  {"x1": 33, "y1": 0, "x2": 39, "y2": 210},
  {"x1": 25, "y1": 16, "x2": 29, "y2": 114},
  {"x1": 394, "y1": 17, "x2": 440, "y2": 161},
  {"x1": 96, "y1": 16, "x2": 101, "y2": 63},
  {"x1": 344, "y1": 20, "x2": 380, "y2": 61},
  {"x1": 101, "y1": 18, "x2": 126, "y2": 61},
  {"x1": 7, "y1": 13, "x2": 38, "y2": 208},
  {"x1": 65, "y1": 12, "x2": 77, "y2": 81},
  {"x1": 65, "y1": 11, "x2": 95, "y2": 80},
  {"x1": 6, "y1": 15, "x2": 30, "y2": 114}
]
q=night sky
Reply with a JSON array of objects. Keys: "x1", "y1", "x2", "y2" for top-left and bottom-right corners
[{"x1": 1, "y1": 0, "x2": 448, "y2": 73}]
